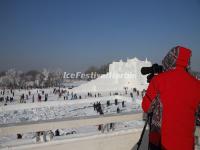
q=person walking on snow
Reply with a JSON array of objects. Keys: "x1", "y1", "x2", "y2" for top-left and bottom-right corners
[{"x1": 142, "y1": 46, "x2": 200, "y2": 150}]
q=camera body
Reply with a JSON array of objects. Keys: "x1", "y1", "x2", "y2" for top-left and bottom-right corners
[{"x1": 141, "y1": 64, "x2": 163, "y2": 83}]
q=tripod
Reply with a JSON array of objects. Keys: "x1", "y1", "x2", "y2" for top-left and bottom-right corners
[{"x1": 136, "y1": 112, "x2": 153, "y2": 150}]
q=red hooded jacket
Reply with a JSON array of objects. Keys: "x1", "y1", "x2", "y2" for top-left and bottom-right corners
[{"x1": 142, "y1": 46, "x2": 200, "y2": 150}]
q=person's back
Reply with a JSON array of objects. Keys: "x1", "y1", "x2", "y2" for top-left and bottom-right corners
[
  {"x1": 142, "y1": 46, "x2": 200, "y2": 150},
  {"x1": 155, "y1": 67, "x2": 200, "y2": 150}
]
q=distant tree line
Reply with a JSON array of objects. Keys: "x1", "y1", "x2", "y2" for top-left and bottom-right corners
[
  {"x1": 85, "y1": 63, "x2": 110, "y2": 75},
  {"x1": 0, "y1": 69, "x2": 63, "y2": 89},
  {"x1": 0, "y1": 63, "x2": 111, "y2": 88},
  {"x1": 1, "y1": 64, "x2": 198, "y2": 89}
]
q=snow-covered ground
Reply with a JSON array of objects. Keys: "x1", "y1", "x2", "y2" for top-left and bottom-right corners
[
  {"x1": 0, "y1": 95, "x2": 141, "y2": 124},
  {"x1": 0, "y1": 86, "x2": 144, "y2": 148}
]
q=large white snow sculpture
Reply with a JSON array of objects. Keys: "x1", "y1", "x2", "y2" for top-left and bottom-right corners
[{"x1": 72, "y1": 57, "x2": 152, "y2": 92}]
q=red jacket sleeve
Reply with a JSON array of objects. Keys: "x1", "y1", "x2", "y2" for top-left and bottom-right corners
[
  {"x1": 142, "y1": 76, "x2": 158, "y2": 113},
  {"x1": 198, "y1": 81, "x2": 200, "y2": 104}
]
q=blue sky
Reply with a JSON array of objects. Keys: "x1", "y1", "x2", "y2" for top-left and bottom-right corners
[{"x1": 0, "y1": 0, "x2": 200, "y2": 72}]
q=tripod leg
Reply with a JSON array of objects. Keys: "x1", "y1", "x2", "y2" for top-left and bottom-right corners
[{"x1": 136, "y1": 118, "x2": 149, "y2": 150}]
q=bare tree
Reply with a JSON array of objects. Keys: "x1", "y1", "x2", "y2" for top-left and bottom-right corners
[{"x1": 54, "y1": 68, "x2": 63, "y2": 89}]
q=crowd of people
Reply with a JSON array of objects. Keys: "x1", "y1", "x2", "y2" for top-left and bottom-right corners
[
  {"x1": 0, "y1": 86, "x2": 143, "y2": 106},
  {"x1": 0, "y1": 89, "x2": 14, "y2": 105}
]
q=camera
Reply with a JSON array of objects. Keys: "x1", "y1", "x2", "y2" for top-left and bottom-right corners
[{"x1": 141, "y1": 64, "x2": 163, "y2": 83}]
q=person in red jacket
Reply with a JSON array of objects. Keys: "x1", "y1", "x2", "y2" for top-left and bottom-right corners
[{"x1": 142, "y1": 46, "x2": 200, "y2": 150}]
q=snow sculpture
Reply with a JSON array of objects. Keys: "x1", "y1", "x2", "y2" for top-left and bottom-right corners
[{"x1": 72, "y1": 57, "x2": 152, "y2": 92}]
